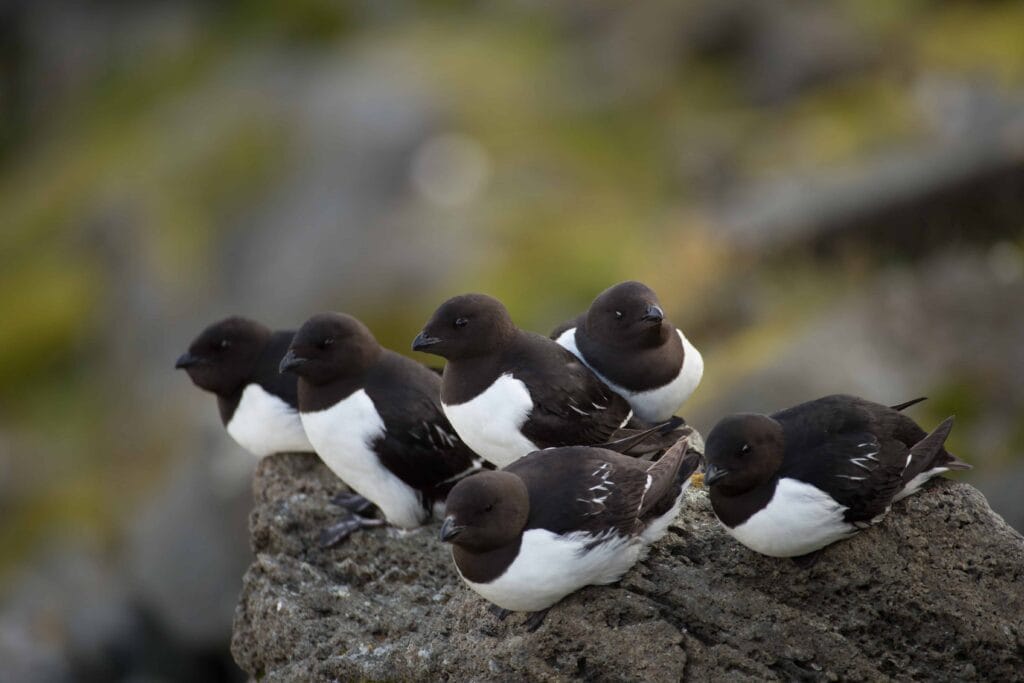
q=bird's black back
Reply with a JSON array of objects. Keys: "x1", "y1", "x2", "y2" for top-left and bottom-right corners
[
  {"x1": 366, "y1": 351, "x2": 487, "y2": 502},
  {"x1": 775, "y1": 395, "x2": 929, "y2": 523},
  {"x1": 508, "y1": 446, "x2": 697, "y2": 538},
  {"x1": 508, "y1": 331, "x2": 637, "y2": 447}
]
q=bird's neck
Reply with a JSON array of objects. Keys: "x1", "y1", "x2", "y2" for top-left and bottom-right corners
[
  {"x1": 441, "y1": 353, "x2": 507, "y2": 405},
  {"x1": 452, "y1": 538, "x2": 523, "y2": 583},
  {"x1": 217, "y1": 390, "x2": 243, "y2": 425},
  {"x1": 296, "y1": 372, "x2": 366, "y2": 413}
]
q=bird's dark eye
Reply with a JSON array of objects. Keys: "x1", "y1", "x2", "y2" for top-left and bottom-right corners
[
  {"x1": 483, "y1": 503, "x2": 494, "y2": 512},
  {"x1": 320, "y1": 338, "x2": 334, "y2": 349},
  {"x1": 218, "y1": 339, "x2": 231, "y2": 350},
  {"x1": 454, "y1": 317, "x2": 468, "y2": 328},
  {"x1": 614, "y1": 311, "x2": 623, "y2": 320},
  {"x1": 739, "y1": 443, "x2": 751, "y2": 456}
]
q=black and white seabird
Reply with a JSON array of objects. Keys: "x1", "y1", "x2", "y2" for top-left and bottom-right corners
[
  {"x1": 703, "y1": 394, "x2": 971, "y2": 564},
  {"x1": 176, "y1": 316, "x2": 373, "y2": 524},
  {"x1": 413, "y1": 294, "x2": 683, "y2": 468},
  {"x1": 551, "y1": 281, "x2": 703, "y2": 423},
  {"x1": 439, "y1": 435, "x2": 700, "y2": 630},
  {"x1": 176, "y1": 317, "x2": 314, "y2": 458},
  {"x1": 281, "y1": 313, "x2": 487, "y2": 542}
]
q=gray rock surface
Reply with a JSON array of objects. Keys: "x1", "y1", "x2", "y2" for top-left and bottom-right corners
[{"x1": 232, "y1": 452, "x2": 1024, "y2": 682}]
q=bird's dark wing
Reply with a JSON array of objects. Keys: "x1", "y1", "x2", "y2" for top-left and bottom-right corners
[
  {"x1": 512, "y1": 334, "x2": 636, "y2": 448},
  {"x1": 637, "y1": 436, "x2": 700, "y2": 522},
  {"x1": 510, "y1": 443, "x2": 698, "y2": 539},
  {"x1": 366, "y1": 353, "x2": 487, "y2": 501},
  {"x1": 783, "y1": 429, "x2": 908, "y2": 526},
  {"x1": 519, "y1": 361, "x2": 635, "y2": 448},
  {"x1": 509, "y1": 449, "x2": 649, "y2": 538}
]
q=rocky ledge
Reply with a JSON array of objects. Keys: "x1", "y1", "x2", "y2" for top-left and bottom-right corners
[{"x1": 231, "y1": 452, "x2": 1024, "y2": 682}]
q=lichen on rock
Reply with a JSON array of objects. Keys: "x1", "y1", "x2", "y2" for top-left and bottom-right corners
[{"x1": 232, "y1": 451, "x2": 1024, "y2": 682}]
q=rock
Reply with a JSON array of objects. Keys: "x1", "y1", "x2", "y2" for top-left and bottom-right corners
[{"x1": 233, "y1": 452, "x2": 1024, "y2": 682}]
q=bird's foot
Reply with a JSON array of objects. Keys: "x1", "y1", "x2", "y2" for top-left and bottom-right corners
[
  {"x1": 791, "y1": 549, "x2": 823, "y2": 569},
  {"x1": 488, "y1": 605, "x2": 512, "y2": 621},
  {"x1": 386, "y1": 525, "x2": 425, "y2": 539},
  {"x1": 329, "y1": 492, "x2": 374, "y2": 514},
  {"x1": 523, "y1": 608, "x2": 551, "y2": 632},
  {"x1": 317, "y1": 513, "x2": 385, "y2": 548}
]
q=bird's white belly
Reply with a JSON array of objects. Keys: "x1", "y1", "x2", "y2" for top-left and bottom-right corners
[
  {"x1": 460, "y1": 529, "x2": 641, "y2": 612},
  {"x1": 639, "y1": 480, "x2": 693, "y2": 546},
  {"x1": 226, "y1": 383, "x2": 314, "y2": 457},
  {"x1": 894, "y1": 466, "x2": 947, "y2": 501},
  {"x1": 300, "y1": 390, "x2": 426, "y2": 528},
  {"x1": 443, "y1": 373, "x2": 537, "y2": 468},
  {"x1": 726, "y1": 478, "x2": 858, "y2": 557},
  {"x1": 555, "y1": 329, "x2": 703, "y2": 422}
]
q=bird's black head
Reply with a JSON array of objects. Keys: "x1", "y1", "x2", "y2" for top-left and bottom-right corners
[
  {"x1": 704, "y1": 413, "x2": 785, "y2": 495},
  {"x1": 439, "y1": 471, "x2": 530, "y2": 551},
  {"x1": 280, "y1": 313, "x2": 381, "y2": 385},
  {"x1": 584, "y1": 280, "x2": 670, "y2": 348},
  {"x1": 413, "y1": 294, "x2": 516, "y2": 361},
  {"x1": 176, "y1": 316, "x2": 272, "y2": 396}
]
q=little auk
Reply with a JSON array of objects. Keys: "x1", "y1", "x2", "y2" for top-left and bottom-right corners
[
  {"x1": 552, "y1": 280, "x2": 703, "y2": 422},
  {"x1": 703, "y1": 394, "x2": 970, "y2": 566},
  {"x1": 176, "y1": 316, "x2": 371, "y2": 518},
  {"x1": 413, "y1": 293, "x2": 683, "y2": 468},
  {"x1": 281, "y1": 312, "x2": 487, "y2": 545},
  {"x1": 440, "y1": 435, "x2": 700, "y2": 631}
]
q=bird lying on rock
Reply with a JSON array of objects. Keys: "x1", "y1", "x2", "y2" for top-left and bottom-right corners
[
  {"x1": 440, "y1": 435, "x2": 700, "y2": 631},
  {"x1": 414, "y1": 293, "x2": 686, "y2": 467},
  {"x1": 703, "y1": 394, "x2": 970, "y2": 566}
]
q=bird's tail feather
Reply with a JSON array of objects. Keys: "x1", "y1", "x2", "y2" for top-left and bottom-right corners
[
  {"x1": 906, "y1": 416, "x2": 968, "y2": 480},
  {"x1": 638, "y1": 435, "x2": 700, "y2": 518},
  {"x1": 891, "y1": 396, "x2": 927, "y2": 411},
  {"x1": 598, "y1": 416, "x2": 687, "y2": 458}
]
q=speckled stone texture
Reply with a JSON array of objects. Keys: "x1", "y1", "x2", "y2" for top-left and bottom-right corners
[{"x1": 232, "y1": 452, "x2": 1024, "y2": 682}]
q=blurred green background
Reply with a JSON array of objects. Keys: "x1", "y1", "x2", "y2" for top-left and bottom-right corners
[{"x1": 2, "y1": 0, "x2": 1023, "y2": 680}]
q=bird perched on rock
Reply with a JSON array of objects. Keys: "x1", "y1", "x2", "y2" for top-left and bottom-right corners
[
  {"x1": 413, "y1": 294, "x2": 684, "y2": 468},
  {"x1": 176, "y1": 317, "x2": 314, "y2": 458},
  {"x1": 551, "y1": 281, "x2": 703, "y2": 422},
  {"x1": 281, "y1": 313, "x2": 487, "y2": 545},
  {"x1": 703, "y1": 394, "x2": 970, "y2": 565},
  {"x1": 177, "y1": 316, "x2": 372, "y2": 519},
  {"x1": 440, "y1": 435, "x2": 699, "y2": 631}
]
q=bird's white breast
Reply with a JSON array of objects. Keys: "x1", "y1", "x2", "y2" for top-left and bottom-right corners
[
  {"x1": 442, "y1": 373, "x2": 537, "y2": 468},
  {"x1": 300, "y1": 389, "x2": 426, "y2": 528},
  {"x1": 226, "y1": 383, "x2": 314, "y2": 457},
  {"x1": 725, "y1": 478, "x2": 858, "y2": 557},
  {"x1": 555, "y1": 328, "x2": 703, "y2": 423},
  {"x1": 459, "y1": 529, "x2": 641, "y2": 612}
]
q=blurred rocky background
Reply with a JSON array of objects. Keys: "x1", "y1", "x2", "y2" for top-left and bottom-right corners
[{"x1": 0, "y1": 0, "x2": 1021, "y2": 680}]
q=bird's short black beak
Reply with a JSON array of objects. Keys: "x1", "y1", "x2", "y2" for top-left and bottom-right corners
[
  {"x1": 412, "y1": 331, "x2": 442, "y2": 352},
  {"x1": 439, "y1": 516, "x2": 464, "y2": 542},
  {"x1": 641, "y1": 304, "x2": 664, "y2": 324},
  {"x1": 175, "y1": 352, "x2": 200, "y2": 369},
  {"x1": 278, "y1": 349, "x2": 307, "y2": 374},
  {"x1": 703, "y1": 463, "x2": 729, "y2": 486}
]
